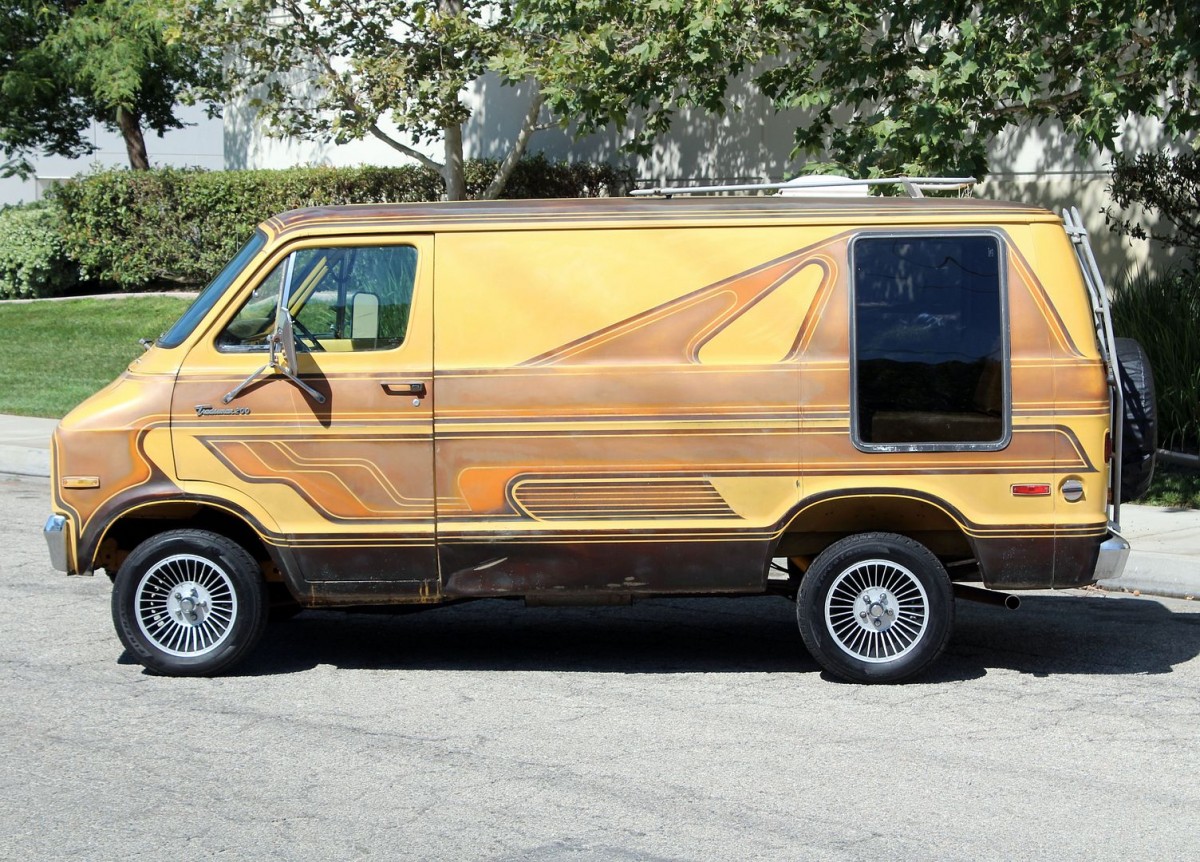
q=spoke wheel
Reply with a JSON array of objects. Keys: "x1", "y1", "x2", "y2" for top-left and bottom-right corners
[
  {"x1": 113, "y1": 530, "x2": 268, "y2": 676},
  {"x1": 797, "y1": 532, "x2": 953, "y2": 684},
  {"x1": 135, "y1": 554, "x2": 239, "y2": 657},
  {"x1": 824, "y1": 559, "x2": 928, "y2": 663}
]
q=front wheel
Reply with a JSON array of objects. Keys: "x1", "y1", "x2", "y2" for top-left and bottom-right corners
[
  {"x1": 112, "y1": 529, "x2": 268, "y2": 676},
  {"x1": 797, "y1": 533, "x2": 954, "y2": 683}
]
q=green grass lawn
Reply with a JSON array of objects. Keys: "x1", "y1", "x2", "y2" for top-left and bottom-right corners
[{"x1": 0, "y1": 295, "x2": 193, "y2": 418}]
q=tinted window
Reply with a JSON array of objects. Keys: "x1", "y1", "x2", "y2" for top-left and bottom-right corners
[
  {"x1": 219, "y1": 245, "x2": 417, "y2": 352},
  {"x1": 853, "y1": 235, "x2": 1005, "y2": 446}
]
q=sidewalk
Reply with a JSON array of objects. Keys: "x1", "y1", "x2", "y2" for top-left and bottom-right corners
[{"x1": 2, "y1": 412, "x2": 1196, "y2": 598}]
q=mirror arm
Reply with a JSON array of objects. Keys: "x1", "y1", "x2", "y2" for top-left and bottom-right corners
[
  {"x1": 222, "y1": 362, "x2": 272, "y2": 404},
  {"x1": 223, "y1": 329, "x2": 327, "y2": 405}
]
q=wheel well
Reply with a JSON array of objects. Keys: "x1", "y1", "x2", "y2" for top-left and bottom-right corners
[
  {"x1": 775, "y1": 494, "x2": 973, "y2": 572},
  {"x1": 94, "y1": 503, "x2": 280, "y2": 584}
]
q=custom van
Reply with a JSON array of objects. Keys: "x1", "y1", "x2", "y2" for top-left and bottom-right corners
[{"x1": 44, "y1": 179, "x2": 1154, "y2": 683}]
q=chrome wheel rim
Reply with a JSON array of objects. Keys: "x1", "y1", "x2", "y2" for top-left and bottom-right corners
[
  {"x1": 135, "y1": 554, "x2": 238, "y2": 657},
  {"x1": 824, "y1": 559, "x2": 929, "y2": 663}
]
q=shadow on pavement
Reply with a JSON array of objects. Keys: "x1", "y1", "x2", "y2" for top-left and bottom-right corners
[{"x1": 203, "y1": 592, "x2": 1200, "y2": 682}]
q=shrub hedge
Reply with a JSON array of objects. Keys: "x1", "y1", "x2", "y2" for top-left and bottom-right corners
[
  {"x1": 50, "y1": 156, "x2": 633, "y2": 290},
  {"x1": 1111, "y1": 270, "x2": 1200, "y2": 454},
  {"x1": 0, "y1": 203, "x2": 79, "y2": 299}
]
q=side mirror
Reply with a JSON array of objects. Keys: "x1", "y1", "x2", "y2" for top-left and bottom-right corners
[
  {"x1": 223, "y1": 255, "x2": 325, "y2": 404},
  {"x1": 278, "y1": 308, "x2": 299, "y2": 375}
]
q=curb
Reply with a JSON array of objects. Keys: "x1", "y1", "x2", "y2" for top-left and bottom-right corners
[
  {"x1": 0, "y1": 445, "x2": 50, "y2": 478},
  {"x1": 1099, "y1": 554, "x2": 1199, "y2": 600}
]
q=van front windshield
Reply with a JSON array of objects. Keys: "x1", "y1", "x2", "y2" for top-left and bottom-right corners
[{"x1": 157, "y1": 230, "x2": 268, "y2": 349}]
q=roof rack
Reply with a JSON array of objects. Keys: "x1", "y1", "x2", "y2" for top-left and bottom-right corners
[{"x1": 630, "y1": 176, "x2": 977, "y2": 199}]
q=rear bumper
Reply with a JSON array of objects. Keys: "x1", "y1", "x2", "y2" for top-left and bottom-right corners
[
  {"x1": 43, "y1": 514, "x2": 69, "y2": 573},
  {"x1": 1093, "y1": 524, "x2": 1130, "y2": 582}
]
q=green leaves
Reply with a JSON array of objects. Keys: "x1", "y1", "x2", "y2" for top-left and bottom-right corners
[
  {"x1": 752, "y1": 1, "x2": 1199, "y2": 178},
  {"x1": 0, "y1": 0, "x2": 219, "y2": 170}
]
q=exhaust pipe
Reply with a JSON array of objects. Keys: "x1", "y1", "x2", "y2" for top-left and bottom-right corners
[{"x1": 953, "y1": 583, "x2": 1021, "y2": 610}]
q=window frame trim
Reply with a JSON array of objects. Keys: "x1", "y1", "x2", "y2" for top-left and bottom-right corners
[
  {"x1": 847, "y1": 228, "x2": 1013, "y2": 454},
  {"x1": 212, "y1": 236, "x2": 423, "y2": 355}
]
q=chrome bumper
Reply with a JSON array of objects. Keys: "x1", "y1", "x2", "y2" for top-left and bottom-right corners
[
  {"x1": 44, "y1": 514, "x2": 69, "y2": 573},
  {"x1": 1093, "y1": 524, "x2": 1130, "y2": 582}
]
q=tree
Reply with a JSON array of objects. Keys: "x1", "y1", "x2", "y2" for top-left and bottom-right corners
[
  {"x1": 0, "y1": 0, "x2": 219, "y2": 175},
  {"x1": 181, "y1": 0, "x2": 754, "y2": 199},
  {"x1": 1108, "y1": 149, "x2": 1200, "y2": 263},
  {"x1": 1, "y1": 3, "x2": 93, "y2": 177},
  {"x1": 750, "y1": 1, "x2": 1200, "y2": 178}
]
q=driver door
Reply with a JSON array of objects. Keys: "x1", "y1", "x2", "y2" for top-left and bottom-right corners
[{"x1": 169, "y1": 235, "x2": 437, "y2": 603}]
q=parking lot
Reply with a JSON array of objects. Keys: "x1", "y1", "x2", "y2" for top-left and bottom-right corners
[{"x1": 3, "y1": 472, "x2": 1199, "y2": 861}]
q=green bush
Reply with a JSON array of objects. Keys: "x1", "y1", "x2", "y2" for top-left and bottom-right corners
[
  {"x1": 1111, "y1": 270, "x2": 1200, "y2": 454},
  {"x1": 0, "y1": 202, "x2": 79, "y2": 299},
  {"x1": 50, "y1": 158, "x2": 634, "y2": 289}
]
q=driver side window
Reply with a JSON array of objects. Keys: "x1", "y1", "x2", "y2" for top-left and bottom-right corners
[{"x1": 218, "y1": 244, "x2": 418, "y2": 352}]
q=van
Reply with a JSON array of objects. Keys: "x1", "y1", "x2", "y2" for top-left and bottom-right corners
[{"x1": 44, "y1": 178, "x2": 1154, "y2": 683}]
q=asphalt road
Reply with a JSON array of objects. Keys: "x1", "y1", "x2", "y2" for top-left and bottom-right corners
[{"x1": 3, "y1": 473, "x2": 1200, "y2": 862}]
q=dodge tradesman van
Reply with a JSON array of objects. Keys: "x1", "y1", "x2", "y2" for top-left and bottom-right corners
[{"x1": 44, "y1": 179, "x2": 1155, "y2": 683}]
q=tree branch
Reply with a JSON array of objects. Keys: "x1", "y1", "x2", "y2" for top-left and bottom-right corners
[
  {"x1": 368, "y1": 124, "x2": 444, "y2": 173},
  {"x1": 482, "y1": 84, "x2": 546, "y2": 200}
]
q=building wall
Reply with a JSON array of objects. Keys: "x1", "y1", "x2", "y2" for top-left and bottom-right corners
[{"x1": 0, "y1": 105, "x2": 224, "y2": 207}]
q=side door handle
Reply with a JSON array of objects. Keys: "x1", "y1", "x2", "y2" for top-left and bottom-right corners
[{"x1": 382, "y1": 381, "x2": 427, "y2": 398}]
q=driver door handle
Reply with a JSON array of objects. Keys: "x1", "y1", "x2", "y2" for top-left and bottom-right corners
[{"x1": 382, "y1": 381, "x2": 427, "y2": 397}]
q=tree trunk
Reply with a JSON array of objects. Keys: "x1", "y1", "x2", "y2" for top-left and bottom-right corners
[
  {"x1": 116, "y1": 106, "x2": 150, "y2": 170},
  {"x1": 443, "y1": 122, "x2": 466, "y2": 201}
]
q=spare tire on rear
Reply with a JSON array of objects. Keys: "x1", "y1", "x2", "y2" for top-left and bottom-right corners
[{"x1": 1115, "y1": 337, "x2": 1157, "y2": 502}]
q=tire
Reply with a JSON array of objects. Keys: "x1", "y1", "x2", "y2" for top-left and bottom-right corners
[
  {"x1": 1115, "y1": 337, "x2": 1157, "y2": 502},
  {"x1": 796, "y1": 533, "x2": 954, "y2": 684},
  {"x1": 111, "y1": 529, "x2": 269, "y2": 676}
]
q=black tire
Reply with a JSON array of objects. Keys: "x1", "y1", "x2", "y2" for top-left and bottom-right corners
[
  {"x1": 796, "y1": 532, "x2": 954, "y2": 684},
  {"x1": 111, "y1": 529, "x2": 269, "y2": 676},
  {"x1": 1115, "y1": 337, "x2": 1157, "y2": 502}
]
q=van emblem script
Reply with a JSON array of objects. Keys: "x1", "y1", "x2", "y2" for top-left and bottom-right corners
[{"x1": 195, "y1": 404, "x2": 251, "y2": 417}]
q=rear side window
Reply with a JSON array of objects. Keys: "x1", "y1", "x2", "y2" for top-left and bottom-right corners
[{"x1": 852, "y1": 234, "x2": 1006, "y2": 448}]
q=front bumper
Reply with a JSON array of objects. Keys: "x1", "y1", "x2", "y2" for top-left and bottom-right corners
[
  {"x1": 44, "y1": 514, "x2": 69, "y2": 573},
  {"x1": 1092, "y1": 523, "x2": 1130, "y2": 582}
]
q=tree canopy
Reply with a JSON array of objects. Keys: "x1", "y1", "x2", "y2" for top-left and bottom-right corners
[
  {"x1": 1, "y1": 0, "x2": 218, "y2": 175},
  {"x1": 181, "y1": 0, "x2": 753, "y2": 199},
  {"x1": 751, "y1": 1, "x2": 1200, "y2": 177}
]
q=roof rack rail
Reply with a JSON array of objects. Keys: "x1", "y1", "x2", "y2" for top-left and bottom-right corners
[{"x1": 630, "y1": 176, "x2": 977, "y2": 199}]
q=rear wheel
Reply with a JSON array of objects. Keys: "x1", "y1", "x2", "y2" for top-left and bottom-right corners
[
  {"x1": 797, "y1": 532, "x2": 954, "y2": 683},
  {"x1": 112, "y1": 529, "x2": 268, "y2": 676}
]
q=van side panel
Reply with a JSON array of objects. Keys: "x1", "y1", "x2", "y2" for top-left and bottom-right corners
[{"x1": 433, "y1": 227, "x2": 815, "y2": 596}]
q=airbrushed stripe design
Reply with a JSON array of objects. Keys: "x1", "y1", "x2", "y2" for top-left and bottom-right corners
[
  {"x1": 200, "y1": 437, "x2": 436, "y2": 523},
  {"x1": 521, "y1": 243, "x2": 838, "y2": 367},
  {"x1": 510, "y1": 478, "x2": 737, "y2": 521}
]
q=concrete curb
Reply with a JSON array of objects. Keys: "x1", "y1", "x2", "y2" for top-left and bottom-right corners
[
  {"x1": 0, "y1": 445, "x2": 49, "y2": 478},
  {"x1": 1099, "y1": 555, "x2": 1199, "y2": 600}
]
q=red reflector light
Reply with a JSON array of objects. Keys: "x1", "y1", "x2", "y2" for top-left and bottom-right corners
[
  {"x1": 1104, "y1": 431, "x2": 1112, "y2": 463},
  {"x1": 1012, "y1": 484, "x2": 1051, "y2": 496}
]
